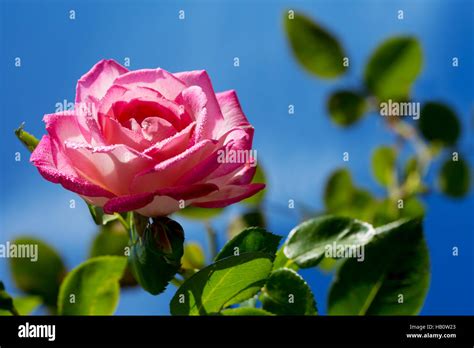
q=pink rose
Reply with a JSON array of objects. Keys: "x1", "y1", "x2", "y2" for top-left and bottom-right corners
[{"x1": 31, "y1": 59, "x2": 264, "y2": 217}]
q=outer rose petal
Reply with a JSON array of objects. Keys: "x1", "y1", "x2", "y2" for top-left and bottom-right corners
[
  {"x1": 76, "y1": 59, "x2": 128, "y2": 104},
  {"x1": 103, "y1": 183, "x2": 218, "y2": 215},
  {"x1": 192, "y1": 183, "x2": 265, "y2": 208},
  {"x1": 63, "y1": 142, "x2": 156, "y2": 196},
  {"x1": 31, "y1": 135, "x2": 114, "y2": 198},
  {"x1": 215, "y1": 90, "x2": 251, "y2": 137}
]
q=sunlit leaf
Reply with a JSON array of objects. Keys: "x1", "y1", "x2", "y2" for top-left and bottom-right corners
[
  {"x1": 284, "y1": 216, "x2": 375, "y2": 268},
  {"x1": 328, "y1": 219, "x2": 430, "y2": 315},
  {"x1": 170, "y1": 252, "x2": 273, "y2": 315}
]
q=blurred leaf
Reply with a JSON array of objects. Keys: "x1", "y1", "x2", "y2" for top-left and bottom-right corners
[
  {"x1": 328, "y1": 219, "x2": 430, "y2": 315},
  {"x1": 129, "y1": 216, "x2": 184, "y2": 295},
  {"x1": 372, "y1": 146, "x2": 397, "y2": 187},
  {"x1": 90, "y1": 221, "x2": 129, "y2": 258},
  {"x1": 418, "y1": 102, "x2": 461, "y2": 146},
  {"x1": 0, "y1": 296, "x2": 42, "y2": 316},
  {"x1": 14, "y1": 123, "x2": 39, "y2": 152},
  {"x1": 175, "y1": 206, "x2": 224, "y2": 221},
  {"x1": 327, "y1": 90, "x2": 367, "y2": 126},
  {"x1": 284, "y1": 11, "x2": 347, "y2": 78},
  {"x1": 0, "y1": 281, "x2": 16, "y2": 315},
  {"x1": 373, "y1": 199, "x2": 400, "y2": 226},
  {"x1": 228, "y1": 209, "x2": 266, "y2": 240},
  {"x1": 89, "y1": 221, "x2": 137, "y2": 287},
  {"x1": 170, "y1": 252, "x2": 273, "y2": 315},
  {"x1": 317, "y1": 257, "x2": 339, "y2": 273},
  {"x1": 438, "y1": 156, "x2": 470, "y2": 197},
  {"x1": 261, "y1": 268, "x2": 317, "y2": 315},
  {"x1": 9, "y1": 237, "x2": 65, "y2": 307},
  {"x1": 403, "y1": 157, "x2": 424, "y2": 196},
  {"x1": 400, "y1": 197, "x2": 425, "y2": 220},
  {"x1": 243, "y1": 165, "x2": 266, "y2": 206},
  {"x1": 181, "y1": 243, "x2": 206, "y2": 270},
  {"x1": 284, "y1": 216, "x2": 375, "y2": 268},
  {"x1": 324, "y1": 168, "x2": 354, "y2": 211},
  {"x1": 324, "y1": 169, "x2": 377, "y2": 222},
  {"x1": 364, "y1": 36, "x2": 422, "y2": 101},
  {"x1": 220, "y1": 308, "x2": 273, "y2": 316},
  {"x1": 216, "y1": 227, "x2": 281, "y2": 261},
  {"x1": 58, "y1": 256, "x2": 127, "y2": 315}
]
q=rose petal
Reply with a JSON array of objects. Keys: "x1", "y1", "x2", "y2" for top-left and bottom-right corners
[
  {"x1": 131, "y1": 139, "x2": 217, "y2": 193},
  {"x1": 103, "y1": 183, "x2": 218, "y2": 215},
  {"x1": 31, "y1": 135, "x2": 114, "y2": 198},
  {"x1": 76, "y1": 59, "x2": 128, "y2": 105},
  {"x1": 63, "y1": 142, "x2": 156, "y2": 196},
  {"x1": 192, "y1": 183, "x2": 266, "y2": 208},
  {"x1": 113, "y1": 68, "x2": 186, "y2": 100},
  {"x1": 174, "y1": 70, "x2": 223, "y2": 141}
]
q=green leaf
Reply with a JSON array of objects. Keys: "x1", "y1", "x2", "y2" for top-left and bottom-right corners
[
  {"x1": 438, "y1": 156, "x2": 470, "y2": 197},
  {"x1": 327, "y1": 90, "x2": 367, "y2": 127},
  {"x1": 328, "y1": 219, "x2": 430, "y2": 315},
  {"x1": 9, "y1": 238, "x2": 66, "y2": 307},
  {"x1": 272, "y1": 248, "x2": 299, "y2": 271},
  {"x1": 364, "y1": 36, "x2": 422, "y2": 101},
  {"x1": 418, "y1": 102, "x2": 461, "y2": 146},
  {"x1": 399, "y1": 197, "x2": 425, "y2": 220},
  {"x1": 58, "y1": 256, "x2": 127, "y2": 315},
  {"x1": 181, "y1": 243, "x2": 206, "y2": 270},
  {"x1": 14, "y1": 123, "x2": 40, "y2": 152},
  {"x1": 175, "y1": 206, "x2": 224, "y2": 220},
  {"x1": 242, "y1": 165, "x2": 266, "y2": 206},
  {"x1": 261, "y1": 268, "x2": 317, "y2": 315},
  {"x1": 284, "y1": 216, "x2": 375, "y2": 268},
  {"x1": 170, "y1": 252, "x2": 273, "y2": 315},
  {"x1": 216, "y1": 227, "x2": 281, "y2": 261},
  {"x1": 129, "y1": 215, "x2": 185, "y2": 295},
  {"x1": 228, "y1": 209, "x2": 266, "y2": 240},
  {"x1": 284, "y1": 11, "x2": 347, "y2": 79},
  {"x1": 220, "y1": 308, "x2": 274, "y2": 316},
  {"x1": 0, "y1": 296, "x2": 42, "y2": 316},
  {"x1": 372, "y1": 146, "x2": 397, "y2": 187}
]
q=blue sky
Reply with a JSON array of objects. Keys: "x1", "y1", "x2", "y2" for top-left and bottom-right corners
[{"x1": 0, "y1": 0, "x2": 473, "y2": 315}]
